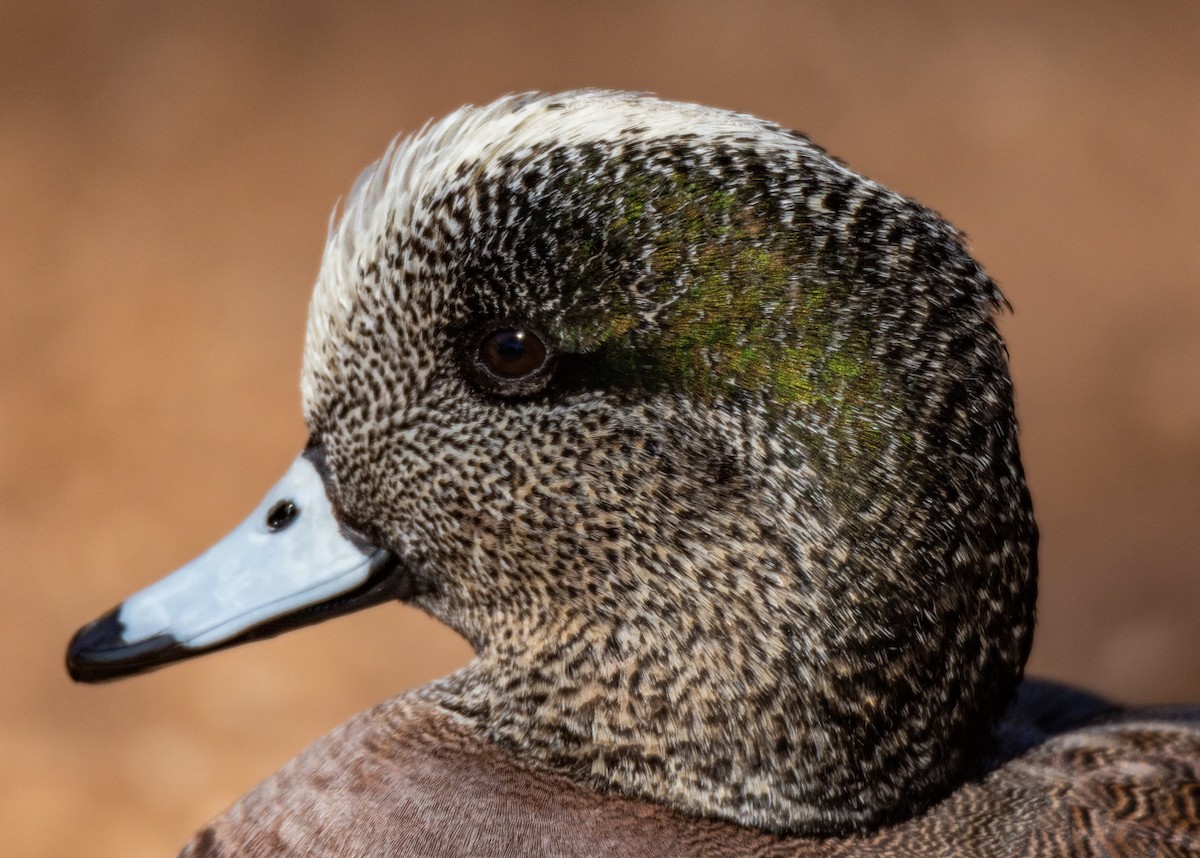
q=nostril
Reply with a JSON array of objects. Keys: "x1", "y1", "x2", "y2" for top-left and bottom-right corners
[{"x1": 266, "y1": 499, "x2": 299, "y2": 531}]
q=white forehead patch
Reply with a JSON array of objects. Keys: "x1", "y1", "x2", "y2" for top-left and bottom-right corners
[{"x1": 300, "y1": 90, "x2": 859, "y2": 415}]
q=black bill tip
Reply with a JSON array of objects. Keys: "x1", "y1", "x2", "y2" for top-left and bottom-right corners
[
  {"x1": 67, "y1": 551, "x2": 415, "y2": 685},
  {"x1": 66, "y1": 607, "x2": 189, "y2": 684}
]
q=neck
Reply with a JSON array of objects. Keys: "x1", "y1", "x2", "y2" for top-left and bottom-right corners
[
  {"x1": 398, "y1": 381, "x2": 1035, "y2": 835},
  {"x1": 412, "y1": 607, "x2": 985, "y2": 836}
]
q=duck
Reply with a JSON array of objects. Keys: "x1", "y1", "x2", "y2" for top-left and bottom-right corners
[{"x1": 67, "y1": 90, "x2": 1200, "y2": 857}]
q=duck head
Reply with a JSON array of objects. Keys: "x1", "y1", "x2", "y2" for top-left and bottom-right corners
[{"x1": 69, "y1": 91, "x2": 1037, "y2": 835}]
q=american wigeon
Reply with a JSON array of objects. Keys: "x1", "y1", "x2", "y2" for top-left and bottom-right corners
[{"x1": 69, "y1": 91, "x2": 1200, "y2": 856}]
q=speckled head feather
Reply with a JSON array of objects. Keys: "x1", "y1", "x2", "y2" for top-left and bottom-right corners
[{"x1": 299, "y1": 90, "x2": 1037, "y2": 835}]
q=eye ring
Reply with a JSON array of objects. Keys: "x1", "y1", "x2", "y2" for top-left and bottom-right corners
[
  {"x1": 468, "y1": 323, "x2": 557, "y2": 399},
  {"x1": 478, "y1": 327, "x2": 548, "y2": 379}
]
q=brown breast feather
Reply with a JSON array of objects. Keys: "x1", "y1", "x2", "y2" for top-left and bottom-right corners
[{"x1": 179, "y1": 684, "x2": 1200, "y2": 858}]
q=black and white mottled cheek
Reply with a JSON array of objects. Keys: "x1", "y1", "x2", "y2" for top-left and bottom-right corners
[
  {"x1": 66, "y1": 91, "x2": 1200, "y2": 854},
  {"x1": 292, "y1": 90, "x2": 1037, "y2": 835}
]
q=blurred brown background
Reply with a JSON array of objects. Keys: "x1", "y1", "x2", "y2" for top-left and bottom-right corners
[{"x1": 2, "y1": 2, "x2": 1198, "y2": 855}]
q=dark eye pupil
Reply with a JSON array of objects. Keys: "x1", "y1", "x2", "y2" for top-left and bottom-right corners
[
  {"x1": 266, "y1": 499, "x2": 298, "y2": 531},
  {"x1": 496, "y1": 332, "x2": 525, "y2": 362},
  {"x1": 480, "y1": 327, "x2": 547, "y2": 379}
]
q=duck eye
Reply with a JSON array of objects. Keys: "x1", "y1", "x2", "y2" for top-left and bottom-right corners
[
  {"x1": 479, "y1": 328, "x2": 547, "y2": 379},
  {"x1": 266, "y1": 500, "x2": 299, "y2": 532}
]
